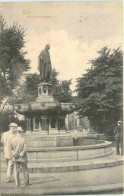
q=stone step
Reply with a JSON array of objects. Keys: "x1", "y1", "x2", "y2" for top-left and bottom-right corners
[{"x1": 1, "y1": 154, "x2": 124, "y2": 173}]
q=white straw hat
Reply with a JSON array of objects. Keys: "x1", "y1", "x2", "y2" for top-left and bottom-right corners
[
  {"x1": 9, "y1": 123, "x2": 18, "y2": 128},
  {"x1": 17, "y1": 127, "x2": 23, "y2": 132}
]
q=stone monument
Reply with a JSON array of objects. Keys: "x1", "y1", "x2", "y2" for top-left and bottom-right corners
[
  {"x1": 38, "y1": 44, "x2": 52, "y2": 82},
  {"x1": 14, "y1": 45, "x2": 75, "y2": 147}
]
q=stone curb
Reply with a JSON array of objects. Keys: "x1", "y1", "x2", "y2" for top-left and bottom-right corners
[
  {"x1": 28, "y1": 159, "x2": 123, "y2": 173},
  {"x1": 0, "y1": 141, "x2": 112, "y2": 151},
  {"x1": 0, "y1": 183, "x2": 123, "y2": 195},
  {"x1": 1, "y1": 158, "x2": 123, "y2": 173},
  {"x1": 35, "y1": 159, "x2": 123, "y2": 173}
]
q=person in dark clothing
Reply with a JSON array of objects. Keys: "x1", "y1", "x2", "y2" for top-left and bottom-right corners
[{"x1": 114, "y1": 121, "x2": 123, "y2": 155}]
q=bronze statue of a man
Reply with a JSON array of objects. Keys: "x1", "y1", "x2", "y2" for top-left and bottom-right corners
[{"x1": 38, "y1": 44, "x2": 52, "y2": 82}]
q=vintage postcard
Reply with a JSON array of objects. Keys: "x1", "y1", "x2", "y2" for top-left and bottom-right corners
[{"x1": 0, "y1": 1, "x2": 123, "y2": 195}]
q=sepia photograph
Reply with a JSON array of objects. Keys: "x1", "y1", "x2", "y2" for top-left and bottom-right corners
[{"x1": 0, "y1": 1, "x2": 123, "y2": 195}]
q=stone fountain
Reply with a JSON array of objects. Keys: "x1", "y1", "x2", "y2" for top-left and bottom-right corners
[
  {"x1": 14, "y1": 44, "x2": 75, "y2": 148},
  {"x1": 13, "y1": 45, "x2": 113, "y2": 163}
]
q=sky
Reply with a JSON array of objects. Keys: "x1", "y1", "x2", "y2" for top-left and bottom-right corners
[{"x1": 0, "y1": 1, "x2": 123, "y2": 92}]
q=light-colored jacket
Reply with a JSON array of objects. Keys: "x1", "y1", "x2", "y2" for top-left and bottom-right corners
[
  {"x1": 1, "y1": 131, "x2": 11, "y2": 147},
  {"x1": 10, "y1": 133, "x2": 28, "y2": 162},
  {"x1": 1, "y1": 131, "x2": 15, "y2": 159}
]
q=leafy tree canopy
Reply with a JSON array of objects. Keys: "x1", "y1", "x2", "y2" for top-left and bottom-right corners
[
  {"x1": 0, "y1": 16, "x2": 30, "y2": 102},
  {"x1": 76, "y1": 47, "x2": 123, "y2": 135},
  {"x1": 0, "y1": 110, "x2": 25, "y2": 134}
]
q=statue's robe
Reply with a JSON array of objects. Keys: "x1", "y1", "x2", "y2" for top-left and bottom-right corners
[{"x1": 38, "y1": 49, "x2": 51, "y2": 81}]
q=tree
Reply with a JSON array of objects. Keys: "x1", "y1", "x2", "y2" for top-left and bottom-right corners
[
  {"x1": 0, "y1": 16, "x2": 30, "y2": 103},
  {"x1": 51, "y1": 69, "x2": 72, "y2": 103},
  {"x1": 0, "y1": 109, "x2": 25, "y2": 134},
  {"x1": 76, "y1": 47, "x2": 123, "y2": 135},
  {"x1": 54, "y1": 79, "x2": 72, "y2": 103}
]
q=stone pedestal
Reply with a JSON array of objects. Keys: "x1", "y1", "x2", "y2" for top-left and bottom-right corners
[
  {"x1": 37, "y1": 82, "x2": 52, "y2": 98},
  {"x1": 14, "y1": 82, "x2": 75, "y2": 136}
]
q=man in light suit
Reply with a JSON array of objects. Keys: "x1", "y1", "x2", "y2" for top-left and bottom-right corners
[
  {"x1": 10, "y1": 126, "x2": 30, "y2": 187},
  {"x1": 1, "y1": 123, "x2": 17, "y2": 183}
]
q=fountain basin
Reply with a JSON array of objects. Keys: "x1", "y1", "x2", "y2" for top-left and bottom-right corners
[
  {"x1": 25, "y1": 134, "x2": 73, "y2": 148},
  {"x1": 73, "y1": 137, "x2": 103, "y2": 146},
  {"x1": 27, "y1": 141, "x2": 112, "y2": 163}
]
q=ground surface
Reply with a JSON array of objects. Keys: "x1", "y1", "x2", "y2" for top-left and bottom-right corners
[{"x1": 0, "y1": 165, "x2": 123, "y2": 195}]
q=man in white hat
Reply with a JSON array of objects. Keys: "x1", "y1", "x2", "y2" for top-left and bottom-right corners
[
  {"x1": 10, "y1": 126, "x2": 30, "y2": 187},
  {"x1": 1, "y1": 122, "x2": 17, "y2": 183}
]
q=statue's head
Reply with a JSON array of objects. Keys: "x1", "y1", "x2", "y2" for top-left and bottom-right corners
[{"x1": 45, "y1": 44, "x2": 50, "y2": 51}]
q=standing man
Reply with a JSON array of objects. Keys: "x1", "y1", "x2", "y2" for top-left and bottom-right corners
[
  {"x1": 38, "y1": 44, "x2": 52, "y2": 82},
  {"x1": 1, "y1": 123, "x2": 17, "y2": 183},
  {"x1": 114, "y1": 121, "x2": 123, "y2": 155},
  {"x1": 10, "y1": 126, "x2": 30, "y2": 187}
]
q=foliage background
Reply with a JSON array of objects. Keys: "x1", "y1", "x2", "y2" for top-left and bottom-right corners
[{"x1": 76, "y1": 47, "x2": 123, "y2": 135}]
